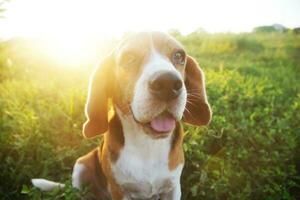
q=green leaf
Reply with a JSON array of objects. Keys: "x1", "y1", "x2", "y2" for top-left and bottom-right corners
[
  {"x1": 191, "y1": 185, "x2": 198, "y2": 197},
  {"x1": 21, "y1": 185, "x2": 30, "y2": 194}
]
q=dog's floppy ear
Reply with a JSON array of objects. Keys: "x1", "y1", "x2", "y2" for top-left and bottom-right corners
[
  {"x1": 83, "y1": 54, "x2": 115, "y2": 138},
  {"x1": 183, "y1": 56, "x2": 212, "y2": 126}
]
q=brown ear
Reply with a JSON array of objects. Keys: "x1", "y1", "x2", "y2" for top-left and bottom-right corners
[
  {"x1": 83, "y1": 55, "x2": 115, "y2": 138},
  {"x1": 183, "y1": 56, "x2": 212, "y2": 126}
]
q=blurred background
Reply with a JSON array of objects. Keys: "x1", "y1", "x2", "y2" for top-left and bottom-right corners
[{"x1": 0, "y1": 0, "x2": 299, "y2": 199}]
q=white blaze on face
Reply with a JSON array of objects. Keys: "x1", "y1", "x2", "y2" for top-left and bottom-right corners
[{"x1": 131, "y1": 42, "x2": 187, "y2": 124}]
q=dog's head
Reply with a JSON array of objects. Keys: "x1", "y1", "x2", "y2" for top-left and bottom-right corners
[{"x1": 83, "y1": 32, "x2": 211, "y2": 139}]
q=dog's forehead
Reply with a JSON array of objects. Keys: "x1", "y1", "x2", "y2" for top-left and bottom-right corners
[
  {"x1": 151, "y1": 32, "x2": 184, "y2": 53},
  {"x1": 116, "y1": 32, "x2": 184, "y2": 54}
]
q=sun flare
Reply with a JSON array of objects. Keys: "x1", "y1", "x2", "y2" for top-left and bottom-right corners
[
  {"x1": 38, "y1": 33, "x2": 96, "y2": 66},
  {"x1": 2, "y1": 0, "x2": 127, "y2": 66},
  {"x1": 1, "y1": 0, "x2": 300, "y2": 66}
]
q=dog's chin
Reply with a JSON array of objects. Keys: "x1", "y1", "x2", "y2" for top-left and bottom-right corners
[{"x1": 133, "y1": 112, "x2": 178, "y2": 139}]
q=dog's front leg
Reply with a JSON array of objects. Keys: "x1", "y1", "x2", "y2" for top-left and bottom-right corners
[{"x1": 160, "y1": 182, "x2": 181, "y2": 200}]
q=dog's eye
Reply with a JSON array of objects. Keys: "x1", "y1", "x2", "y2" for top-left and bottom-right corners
[
  {"x1": 120, "y1": 53, "x2": 138, "y2": 67},
  {"x1": 172, "y1": 50, "x2": 185, "y2": 65}
]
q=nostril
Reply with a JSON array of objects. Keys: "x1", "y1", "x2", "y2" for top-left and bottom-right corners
[
  {"x1": 173, "y1": 80, "x2": 182, "y2": 91},
  {"x1": 149, "y1": 79, "x2": 161, "y2": 91}
]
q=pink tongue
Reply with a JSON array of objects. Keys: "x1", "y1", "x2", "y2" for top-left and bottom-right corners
[{"x1": 150, "y1": 115, "x2": 176, "y2": 133}]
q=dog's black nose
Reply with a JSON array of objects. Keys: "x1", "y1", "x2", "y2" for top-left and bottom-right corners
[{"x1": 149, "y1": 72, "x2": 183, "y2": 101}]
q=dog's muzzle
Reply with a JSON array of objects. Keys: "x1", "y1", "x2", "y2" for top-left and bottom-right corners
[{"x1": 148, "y1": 71, "x2": 183, "y2": 102}]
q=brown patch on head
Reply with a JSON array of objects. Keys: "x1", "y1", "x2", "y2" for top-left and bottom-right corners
[
  {"x1": 151, "y1": 32, "x2": 186, "y2": 75},
  {"x1": 82, "y1": 33, "x2": 153, "y2": 137},
  {"x1": 168, "y1": 122, "x2": 184, "y2": 170},
  {"x1": 113, "y1": 33, "x2": 152, "y2": 114},
  {"x1": 112, "y1": 32, "x2": 187, "y2": 114}
]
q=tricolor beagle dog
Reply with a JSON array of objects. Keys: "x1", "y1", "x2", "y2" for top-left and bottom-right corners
[{"x1": 32, "y1": 32, "x2": 211, "y2": 200}]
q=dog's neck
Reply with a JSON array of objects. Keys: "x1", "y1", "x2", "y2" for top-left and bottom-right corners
[{"x1": 115, "y1": 107, "x2": 173, "y2": 159}]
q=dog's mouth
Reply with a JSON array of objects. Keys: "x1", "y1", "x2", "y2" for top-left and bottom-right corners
[
  {"x1": 133, "y1": 111, "x2": 177, "y2": 138},
  {"x1": 148, "y1": 112, "x2": 176, "y2": 133}
]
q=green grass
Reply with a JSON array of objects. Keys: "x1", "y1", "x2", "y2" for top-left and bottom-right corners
[{"x1": 0, "y1": 32, "x2": 300, "y2": 199}]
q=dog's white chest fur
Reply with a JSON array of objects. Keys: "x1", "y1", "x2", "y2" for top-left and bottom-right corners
[{"x1": 112, "y1": 110, "x2": 183, "y2": 199}]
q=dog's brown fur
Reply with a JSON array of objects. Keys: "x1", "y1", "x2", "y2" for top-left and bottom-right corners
[{"x1": 77, "y1": 32, "x2": 211, "y2": 199}]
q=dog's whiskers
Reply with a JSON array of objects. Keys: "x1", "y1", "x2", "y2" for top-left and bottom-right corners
[{"x1": 187, "y1": 92, "x2": 203, "y2": 97}]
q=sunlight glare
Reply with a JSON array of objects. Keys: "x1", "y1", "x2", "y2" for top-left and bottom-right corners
[{"x1": 2, "y1": 0, "x2": 300, "y2": 66}]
